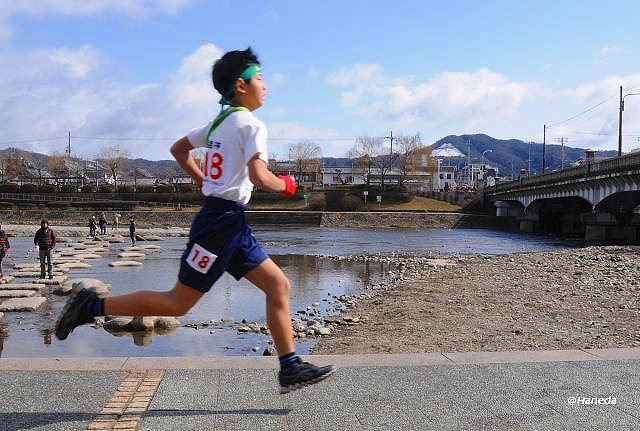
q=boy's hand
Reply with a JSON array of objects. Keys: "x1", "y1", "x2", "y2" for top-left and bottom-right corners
[{"x1": 277, "y1": 175, "x2": 297, "y2": 196}]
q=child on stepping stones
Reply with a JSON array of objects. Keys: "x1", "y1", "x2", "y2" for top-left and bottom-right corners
[{"x1": 56, "y1": 47, "x2": 334, "y2": 393}]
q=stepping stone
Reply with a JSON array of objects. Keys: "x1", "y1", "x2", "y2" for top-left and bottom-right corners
[
  {"x1": 0, "y1": 290, "x2": 36, "y2": 298},
  {"x1": 13, "y1": 271, "x2": 66, "y2": 278},
  {"x1": 33, "y1": 276, "x2": 69, "y2": 285},
  {"x1": 71, "y1": 278, "x2": 111, "y2": 296},
  {"x1": 60, "y1": 250, "x2": 85, "y2": 257},
  {"x1": 0, "y1": 283, "x2": 43, "y2": 291},
  {"x1": 13, "y1": 263, "x2": 40, "y2": 270},
  {"x1": 137, "y1": 234, "x2": 163, "y2": 241},
  {"x1": 117, "y1": 252, "x2": 145, "y2": 259},
  {"x1": 109, "y1": 260, "x2": 143, "y2": 268},
  {"x1": 0, "y1": 297, "x2": 46, "y2": 311},
  {"x1": 139, "y1": 245, "x2": 162, "y2": 250},
  {"x1": 52, "y1": 285, "x2": 73, "y2": 295},
  {"x1": 0, "y1": 312, "x2": 3, "y2": 320},
  {"x1": 57, "y1": 262, "x2": 92, "y2": 270},
  {"x1": 52, "y1": 258, "x2": 86, "y2": 263},
  {"x1": 122, "y1": 246, "x2": 144, "y2": 251},
  {"x1": 55, "y1": 237, "x2": 72, "y2": 243},
  {"x1": 74, "y1": 253, "x2": 101, "y2": 259}
]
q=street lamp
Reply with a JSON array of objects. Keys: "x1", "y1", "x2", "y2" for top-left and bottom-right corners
[
  {"x1": 481, "y1": 150, "x2": 492, "y2": 173},
  {"x1": 618, "y1": 86, "x2": 640, "y2": 156}
]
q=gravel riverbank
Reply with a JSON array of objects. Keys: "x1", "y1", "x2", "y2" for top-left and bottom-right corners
[{"x1": 312, "y1": 245, "x2": 640, "y2": 354}]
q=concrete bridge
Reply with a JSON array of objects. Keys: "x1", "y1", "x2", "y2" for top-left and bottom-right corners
[{"x1": 485, "y1": 151, "x2": 640, "y2": 242}]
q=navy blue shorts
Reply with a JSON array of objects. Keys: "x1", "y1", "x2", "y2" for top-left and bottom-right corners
[{"x1": 178, "y1": 197, "x2": 269, "y2": 293}]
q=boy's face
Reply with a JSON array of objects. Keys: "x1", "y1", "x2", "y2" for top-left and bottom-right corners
[{"x1": 235, "y1": 73, "x2": 266, "y2": 111}]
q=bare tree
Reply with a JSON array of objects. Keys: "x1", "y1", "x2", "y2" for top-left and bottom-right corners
[
  {"x1": 396, "y1": 134, "x2": 426, "y2": 186},
  {"x1": 98, "y1": 146, "x2": 130, "y2": 191},
  {"x1": 348, "y1": 136, "x2": 382, "y2": 186},
  {"x1": 128, "y1": 163, "x2": 146, "y2": 191},
  {"x1": 289, "y1": 141, "x2": 322, "y2": 182}
]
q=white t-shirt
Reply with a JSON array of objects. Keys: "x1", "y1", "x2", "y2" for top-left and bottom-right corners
[{"x1": 187, "y1": 110, "x2": 269, "y2": 204}]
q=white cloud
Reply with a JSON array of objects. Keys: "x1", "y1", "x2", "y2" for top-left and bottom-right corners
[
  {"x1": 328, "y1": 64, "x2": 542, "y2": 130},
  {"x1": 0, "y1": 42, "x2": 351, "y2": 160},
  {"x1": 594, "y1": 44, "x2": 625, "y2": 65},
  {"x1": 0, "y1": 43, "x2": 224, "y2": 159},
  {"x1": 0, "y1": 0, "x2": 196, "y2": 41}
]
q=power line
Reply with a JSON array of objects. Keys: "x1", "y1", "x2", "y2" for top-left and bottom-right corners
[
  {"x1": 0, "y1": 137, "x2": 66, "y2": 145},
  {"x1": 547, "y1": 93, "x2": 618, "y2": 128}
]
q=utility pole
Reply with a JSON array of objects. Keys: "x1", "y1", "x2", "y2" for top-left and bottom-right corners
[
  {"x1": 467, "y1": 140, "x2": 471, "y2": 185},
  {"x1": 384, "y1": 131, "x2": 395, "y2": 155},
  {"x1": 556, "y1": 137, "x2": 568, "y2": 170},
  {"x1": 619, "y1": 87, "x2": 640, "y2": 157},
  {"x1": 67, "y1": 131, "x2": 71, "y2": 157},
  {"x1": 618, "y1": 86, "x2": 623, "y2": 157},
  {"x1": 542, "y1": 124, "x2": 547, "y2": 174}
]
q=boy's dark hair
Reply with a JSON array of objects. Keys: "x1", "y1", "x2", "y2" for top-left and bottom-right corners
[
  {"x1": 41, "y1": 218, "x2": 48, "y2": 225},
  {"x1": 211, "y1": 47, "x2": 260, "y2": 97}
]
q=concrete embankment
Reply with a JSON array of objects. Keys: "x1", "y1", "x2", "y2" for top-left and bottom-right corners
[{"x1": 0, "y1": 209, "x2": 506, "y2": 229}]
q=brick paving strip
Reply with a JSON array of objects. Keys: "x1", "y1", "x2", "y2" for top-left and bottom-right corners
[{"x1": 87, "y1": 369, "x2": 164, "y2": 431}]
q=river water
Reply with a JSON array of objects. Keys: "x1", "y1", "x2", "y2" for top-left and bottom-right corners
[{"x1": 0, "y1": 227, "x2": 580, "y2": 357}]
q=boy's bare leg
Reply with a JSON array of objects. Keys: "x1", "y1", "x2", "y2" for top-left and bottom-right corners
[
  {"x1": 104, "y1": 281, "x2": 203, "y2": 317},
  {"x1": 244, "y1": 258, "x2": 294, "y2": 354}
]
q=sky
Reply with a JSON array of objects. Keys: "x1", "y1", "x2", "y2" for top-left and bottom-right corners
[{"x1": 1, "y1": 0, "x2": 640, "y2": 160}]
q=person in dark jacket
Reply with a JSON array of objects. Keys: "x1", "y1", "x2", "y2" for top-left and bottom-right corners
[
  {"x1": 0, "y1": 225, "x2": 10, "y2": 280},
  {"x1": 98, "y1": 212, "x2": 107, "y2": 235},
  {"x1": 88, "y1": 216, "x2": 97, "y2": 238},
  {"x1": 129, "y1": 217, "x2": 136, "y2": 245},
  {"x1": 34, "y1": 218, "x2": 56, "y2": 279}
]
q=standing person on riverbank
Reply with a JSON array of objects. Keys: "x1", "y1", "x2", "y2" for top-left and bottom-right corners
[
  {"x1": 34, "y1": 219, "x2": 56, "y2": 279},
  {"x1": 55, "y1": 47, "x2": 334, "y2": 394},
  {"x1": 0, "y1": 225, "x2": 10, "y2": 280},
  {"x1": 128, "y1": 216, "x2": 136, "y2": 245},
  {"x1": 98, "y1": 212, "x2": 107, "y2": 235}
]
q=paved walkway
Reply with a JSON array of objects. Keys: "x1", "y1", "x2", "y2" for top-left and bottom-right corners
[{"x1": 2, "y1": 348, "x2": 640, "y2": 430}]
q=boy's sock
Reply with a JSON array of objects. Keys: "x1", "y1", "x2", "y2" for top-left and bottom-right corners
[
  {"x1": 279, "y1": 352, "x2": 301, "y2": 369},
  {"x1": 86, "y1": 297, "x2": 105, "y2": 318}
]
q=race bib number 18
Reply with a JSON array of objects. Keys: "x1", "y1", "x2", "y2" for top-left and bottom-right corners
[{"x1": 186, "y1": 243, "x2": 217, "y2": 274}]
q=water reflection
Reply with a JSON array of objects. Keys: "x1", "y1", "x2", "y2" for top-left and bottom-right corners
[{"x1": 0, "y1": 227, "x2": 579, "y2": 357}]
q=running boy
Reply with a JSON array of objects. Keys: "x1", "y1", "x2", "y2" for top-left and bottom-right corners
[{"x1": 55, "y1": 48, "x2": 334, "y2": 393}]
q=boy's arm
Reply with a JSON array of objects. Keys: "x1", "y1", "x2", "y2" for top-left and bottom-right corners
[
  {"x1": 247, "y1": 155, "x2": 295, "y2": 194},
  {"x1": 170, "y1": 136, "x2": 204, "y2": 188}
]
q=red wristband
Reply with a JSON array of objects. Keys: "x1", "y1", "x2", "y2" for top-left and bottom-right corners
[{"x1": 277, "y1": 175, "x2": 297, "y2": 196}]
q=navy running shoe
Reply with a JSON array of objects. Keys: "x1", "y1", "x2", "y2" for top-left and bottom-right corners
[
  {"x1": 279, "y1": 361, "x2": 335, "y2": 394},
  {"x1": 55, "y1": 288, "x2": 97, "y2": 340}
]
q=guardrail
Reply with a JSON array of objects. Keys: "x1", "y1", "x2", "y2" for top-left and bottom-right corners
[
  {"x1": 0, "y1": 192, "x2": 196, "y2": 208},
  {"x1": 489, "y1": 152, "x2": 640, "y2": 193}
]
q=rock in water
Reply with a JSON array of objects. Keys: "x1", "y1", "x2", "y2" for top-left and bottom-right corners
[
  {"x1": 117, "y1": 252, "x2": 146, "y2": 259},
  {"x1": 109, "y1": 260, "x2": 143, "y2": 268},
  {"x1": 71, "y1": 278, "x2": 112, "y2": 296},
  {"x1": 0, "y1": 297, "x2": 46, "y2": 311}
]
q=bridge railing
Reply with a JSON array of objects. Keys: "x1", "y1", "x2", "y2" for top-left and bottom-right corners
[{"x1": 489, "y1": 152, "x2": 640, "y2": 193}]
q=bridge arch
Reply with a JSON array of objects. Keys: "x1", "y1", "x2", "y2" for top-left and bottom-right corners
[{"x1": 525, "y1": 196, "x2": 593, "y2": 236}]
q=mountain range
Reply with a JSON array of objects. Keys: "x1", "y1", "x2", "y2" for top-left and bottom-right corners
[
  {"x1": 431, "y1": 134, "x2": 619, "y2": 178},
  {"x1": 0, "y1": 134, "x2": 624, "y2": 181}
]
